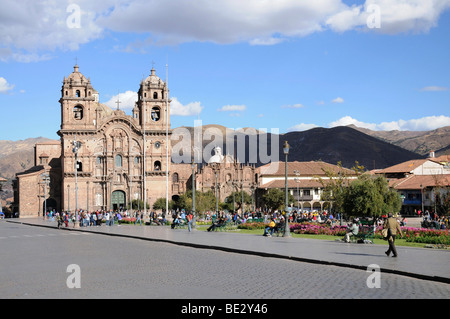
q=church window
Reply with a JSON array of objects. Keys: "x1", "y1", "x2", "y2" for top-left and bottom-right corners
[
  {"x1": 134, "y1": 156, "x2": 140, "y2": 164},
  {"x1": 151, "y1": 106, "x2": 161, "y2": 121},
  {"x1": 76, "y1": 90, "x2": 81, "y2": 97},
  {"x1": 95, "y1": 193, "x2": 102, "y2": 206},
  {"x1": 153, "y1": 92, "x2": 158, "y2": 99},
  {"x1": 173, "y1": 172, "x2": 179, "y2": 183},
  {"x1": 73, "y1": 105, "x2": 83, "y2": 120},
  {"x1": 115, "y1": 155, "x2": 123, "y2": 168},
  {"x1": 96, "y1": 157, "x2": 102, "y2": 165},
  {"x1": 154, "y1": 160, "x2": 161, "y2": 171},
  {"x1": 76, "y1": 161, "x2": 82, "y2": 172}
]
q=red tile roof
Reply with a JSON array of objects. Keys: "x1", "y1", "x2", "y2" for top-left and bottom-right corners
[
  {"x1": 377, "y1": 159, "x2": 427, "y2": 174},
  {"x1": 257, "y1": 161, "x2": 356, "y2": 177},
  {"x1": 390, "y1": 174, "x2": 450, "y2": 190}
]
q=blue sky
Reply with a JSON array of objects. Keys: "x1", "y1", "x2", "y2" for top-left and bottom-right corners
[{"x1": 0, "y1": 0, "x2": 449, "y2": 141}]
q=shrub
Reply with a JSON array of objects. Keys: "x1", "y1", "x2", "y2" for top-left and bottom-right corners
[
  {"x1": 237, "y1": 222, "x2": 266, "y2": 230},
  {"x1": 373, "y1": 226, "x2": 450, "y2": 245},
  {"x1": 290, "y1": 222, "x2": 347, "y2": 236}
]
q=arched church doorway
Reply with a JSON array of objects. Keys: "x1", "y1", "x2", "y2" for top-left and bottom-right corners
[
  {"x1": 112, "y1": 190, "x2": 126, "y2": 211},
  {"x1": 43, "y1": 198, "x2": 57, "y2": 214}
]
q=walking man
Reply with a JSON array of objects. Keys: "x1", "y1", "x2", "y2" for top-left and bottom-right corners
[
  {"x1": 135, "y1": 210, "x2": 142, "y2": 226},
  {"x1": 384, "y1": 213, "x2": 403, "y2": 257}
]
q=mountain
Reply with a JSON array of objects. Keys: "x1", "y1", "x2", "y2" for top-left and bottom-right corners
[
  {"x1": 0, "y1": 137, "x2": 58, "y2": 201},
  {"x1": 0, "y1": 126, "x2": 436, "y2": 187},
  {"x1": 0, "y1": 137, "x2": 57, "y2": 178},
  {"x1": 172, "y1": 125, "x2": 422, "y2": 170},
  {"x1": 348, "y1": 125, "x2": 450, "y2": 156},
  {"x1": 280, "y1": 126, "x2": 422, "y2": 170}
]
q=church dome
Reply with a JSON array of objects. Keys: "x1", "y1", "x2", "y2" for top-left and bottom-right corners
[
  {"x1": 65, "y1": 64, "x2": 88, "y2": 84},
  {"x1": 144, "y1": 68, "x2": 165, "y2": 86},
  {"x1": 208, "y1": 146, "x2": 224, "y2": 164}
]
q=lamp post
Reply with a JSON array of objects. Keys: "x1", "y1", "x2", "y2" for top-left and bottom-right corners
[
  {"x1": 232, "y1": 180, "x2": 236, "y2": 214},
  {"x1": 72, "y1": 139, "x2": 81, "y2": 228},
  {"x1": 0, "y1": 177, "x2": 5, "y2": 217},
  {"x1": 283, "y1": 140, "x2": 291, "y2": 237},
  {"x1": 215, "y1": 170, "x2": 219, "y2": 215},
  {"x1": 192, "y1": 151, "x2": 197, "y2": 229},
  {"x1": 241, "y1": 181, "x2": 244, "y2": 215},
  {"x1": 41, "y1": 171, "x2": 50, "y2": 218},
  {"x1": 294, "y1": 169, "x2": 300, "y2": 212},
  {"x1": 420, "y1": 184, "x2": 424, "y2": 214}
]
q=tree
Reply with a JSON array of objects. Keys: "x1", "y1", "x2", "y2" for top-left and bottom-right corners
[
  {"x1": 173, "y1": 191, "x2": 192, "y2": 211},
  {"x1": 318, "y1": 161, "x2": 361, "y2": 213},
  {"x1": 152, "y1": 198, "x2": 174, "y2": 212},
  {"x1": 128, "y1": 199, "x2": 149, "y2": 210},
  {"x1": 224, "y1": 191, "x2": 252, "y2": 213},
  {"x1": 186, "y1": 190, "x2": 216, "y2": 216},
  {"x1": 342, "y1": 174, "x2": 401, "y2": 218},
  {"x1": 262, "y1": 188, "x2": 294, "y2": 211}
]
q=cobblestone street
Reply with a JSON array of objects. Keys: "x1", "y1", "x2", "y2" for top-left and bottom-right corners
[{"x1": 1, "y1": 220, "x2": 449, "y2": 300}]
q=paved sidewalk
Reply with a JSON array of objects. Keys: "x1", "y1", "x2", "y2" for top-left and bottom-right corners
[{"x1": 6, "y1": 218, "x2": 450, "y2": 284}]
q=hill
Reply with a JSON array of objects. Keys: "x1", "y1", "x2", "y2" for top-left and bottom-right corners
[
  {"x1": 348, "y1": 125, "x2": 450, "y2": 156},
  {"x1": 173, "y1": 125, "x2": 423, "y2": 170},
  {"x1": 0, "y1": 125, "x2": 436, "y2": 187},
  {"x1": 281, "y1": 126, "x2": 422, "y2": 170}
]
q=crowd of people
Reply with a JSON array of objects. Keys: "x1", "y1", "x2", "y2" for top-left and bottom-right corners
[
  {"x1": 420, "y1": 210, "x2": 448, "y2": 229},
  {"x1": 44, "y1": 209, "x2": 167, "y2": 227}
]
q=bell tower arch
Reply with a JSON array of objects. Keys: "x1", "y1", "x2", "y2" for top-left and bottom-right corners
[{"x1": 60, "y1": 64, "x2": 97, "y2": 131}]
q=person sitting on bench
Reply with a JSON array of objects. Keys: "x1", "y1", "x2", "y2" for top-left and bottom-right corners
[
  {"x1": 207, "y1": 216, "x2": 225, "y2": 232},
  {"x1": 343, "y1": 219, "x2": 359, "y2": 242},
  {"x1": 171, "y1": 214, "x2": 181, "y2": 229},
  {"x1": 263, "y1": 218, "x2": 276, "y2": 237}
]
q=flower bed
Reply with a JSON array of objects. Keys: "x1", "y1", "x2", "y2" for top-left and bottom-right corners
[
  {"x1": 401, "y1": 227, "x2": 450, "y2": 245},
  {"x1": 118, "y1": 217, "x2": 137, "y2": 224},
  {"x1": 290, "y1": 223, "x2": 347, "y2": 236},
  {"x1": 373, "y1": 226, "x2": 450, "y2": 245},
  {"x1": 238, "y1": 221, "x2": 450, "y2": 246}
]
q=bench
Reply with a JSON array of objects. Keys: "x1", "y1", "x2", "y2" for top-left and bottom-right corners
[
  {"x1": 272, "y1": 223, "x2": 286, "y2": 237},
  {"x1": 351, "y1": 220, "x2": 375, "y2": 243},
  {"x1": 207, "y1": 218, "x2": 231, "y2": 232},
  {"x1": 246, "y1": 218, "x2": 263, "y2": 223}
]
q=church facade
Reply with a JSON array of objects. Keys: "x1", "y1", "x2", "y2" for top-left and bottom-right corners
[{"x1": 13, "y1": 65, "x2": 257, "y2": 217}]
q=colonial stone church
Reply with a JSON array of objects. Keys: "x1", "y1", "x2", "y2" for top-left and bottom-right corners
[{"x1": 13, "y1": 64, "x2": 256, "y2": 217}]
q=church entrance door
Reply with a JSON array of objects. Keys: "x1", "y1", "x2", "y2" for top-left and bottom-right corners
[{"x1": 112, "y1": 190, "x2": 126, "y2": 211}]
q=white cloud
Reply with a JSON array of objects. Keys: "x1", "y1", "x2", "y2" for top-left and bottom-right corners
[
  {"x1": 249, "y1": 37, "x2": 285, "y2": 46},
  {"x1": 103, "y1": 92, "x2": 203, "y2": 116},
  {"x1": 0, "y1": 77, "x2": 15, "y2": 94},
  {"x1": 104, "y1": 90, "x2": 138, "y2": 110},
  {"x1": 281, "y1": 103, "x2": 305, "y2": 109},
  {"x1": 2, "y1": 0, "x2": 450, "y2": 61},
  {"x1": 419, "y1": 86, "x2": 449, "y2": 91},
  {"x1": 170, "y1": 97, "x2": 203, "y2": 116},
  {"x1": 329, "y1": 115, "x2": 450, "y2": 131},
  {"x1": 288, "y1": 123, "x2": 319, "y2": 132},
  {"x1": 332, "y1": 97, "x2": 344, "y2": 103},
  {"x1": 0, "y1": 0, "x2": 104, "y2": 62},
  {"x1": 217, "y1": 104, "x2": 247, "y2": 112},
  {"x1": 326, "y1": 0, "x2": 450, "y2": 34}
]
